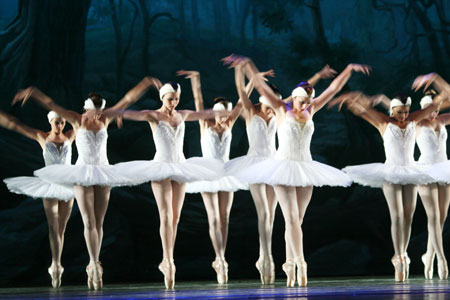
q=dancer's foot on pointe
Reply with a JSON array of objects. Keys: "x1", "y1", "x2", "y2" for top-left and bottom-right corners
[
  {"x1": 404, "y1": 253, "x2": 411, "y2": 279},
  {"x1": 255, "y1": 256, "x2": 272, "y2": 284},
  {"x1": 86, "y1": 264, "x2": 94, "y2": 290},
  {"x1": 295, "y1": 257, "x2": 307, "y2": 287},
  {"x1": 437, "y1": 258, "x2": 448, "y2": 280},
  {"x1": 269, "y1": 255, "x2": 275, "y2": 284},
  {"x1": 92, "y1": 262, "x2": 103, "y2": 291},
  {"x1": 282, "y1": 259, "x2": 295, "y2": 287},
  {"x1": 212, "y1": 257, "x2": 228, "y2": 284},
  {"x1": 159, "y1": 258, "x2": 175, "y2": 289},
  {"x1": 48, "y1": 264, "x2": 63, "y2": 288},
  {"x1": 422, "y1": 252, "x2": 434, "y2": 279},
  {"x1": 391, "y1": 255, "x2": 406, "y2": 282}
]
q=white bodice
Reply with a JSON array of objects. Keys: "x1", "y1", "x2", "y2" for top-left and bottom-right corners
[
  {"x1": 275, "y1": 117, "x2": 313, "y2": 161},
  {"x1": 153, "y1": 121, "x2": 186, "y2": 163},
  {"x1": 247, "y1": 115, "x2": 277, "y2": 157},
  {"x1": 383, "y1": 122, "x2": 415, "y2": 166},
  {"x1": 43, "y1": 140, "x2": 72, "y2": 166},
  {"x1": 75, "y1": 128, "x2": 109, "y2": 166},
  {"x1": 201, "y1": 128, "x2": 231, "y2": 162},
  {"x1": 417, "y1": 126, "x2": 448, "y2": 164}
]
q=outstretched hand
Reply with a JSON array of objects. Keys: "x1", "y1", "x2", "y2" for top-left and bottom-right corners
[
  {"x1": 221, "y1": 54, "x2": 250, "y2": 68},
  {"x1": 176, "y1": 70, "x2": 199, "y2": 79},
  {"x1": 318, "y1": 64, "x2": 337, "y2": 79},
  {"x1": 349, "y1": 64, "x2": 372, "y2": 76},
  {"x1": 328, "y1": 91, "x2": 363, "y2": 111},
  {"x1": 12, "y1": 87, "x2": 34, "y2": 107},
  {"x1": 257, "y1": 69, "x2": 275, "y2": 81},
  {"x1": 412, "y1": 73, "x2": 436, "y2": 92},
  {"x1": 144, "y1": 76, "x2": 162, "y2": 90}
]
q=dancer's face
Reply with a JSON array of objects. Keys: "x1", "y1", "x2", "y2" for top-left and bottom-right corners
[
  {"x1": 293, "y1": 96, "x2": 311, "y2": 111},
  {"x1": 162, "y1": 92, "x2": 179, "y2": 111},
  {"x1": 50, "y1": 117, "x2": 66, "y2": 134},
  {"x1": 391, "y1": 106, "x2": 410, "y2": 122}
]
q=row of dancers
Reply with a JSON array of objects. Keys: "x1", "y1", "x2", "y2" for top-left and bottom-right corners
[{"x1": 1, "y1": 54, "x2": 450, "y2": 290}]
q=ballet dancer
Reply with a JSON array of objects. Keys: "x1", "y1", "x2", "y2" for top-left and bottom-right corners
[
  {"x1": 225, "y1": 55, "x2": 369, "y2": 287},
  {"x1": 110, "y1": 80, "x2": 229, "y2": 289},
  {"x1": 330, "y1": 89, "x2": 444, "y2": 282},
  {"x1": 1, "y1": 110, "x2": 74, "y2": 288},
  {"x1": 412, "y1": 73, "x2": 450, "y2": 279},
  {"x1": 178, "y1": 69, "x2": 251, "y2": 284},
  {"x1": 12, "y1": 76, "x2": 159, "y2": 290},
  {"x1": 225, "y1": 60, "x2": 337, "y2": 285}
]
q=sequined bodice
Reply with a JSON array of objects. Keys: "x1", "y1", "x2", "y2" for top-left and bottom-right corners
[
  {"x1": 247, "y1": 115, "x2": 276, "y2": 157},
  {"x1": 383, "y1": 122, "x2": 415, "y2": 166},
  {"x1": 43, "y1": 140, "x2": 72, "y2": 166},
  {"x1": 153, "y1": 121, "x2": 186, "y2": 163},
  {"x1": 75, "y1": 128, "x2": 109, "y2": 165},
  {"x1": 275, "y1": 117, "x2": 313, "y2": 161},
  {"x1": 201, "y1": 128, "x2": 231, "y2": 162},
  {"x1": 417, "y1": 126, "x2": 448, "y2": 164}
]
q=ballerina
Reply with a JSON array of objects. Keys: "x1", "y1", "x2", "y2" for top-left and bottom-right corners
[
  {"x1": 226, "y1": 55, "x2": 369, "y2": 287},
  {"x1": 110, "y1": 80, "x2": 229, "y2": 289},
  {"x1": 330, "y1": 90, "x2": 444, "y2": 282},
  {"x1": 12, "y1": 77, "x2": 159, "y2": 290},
  {"x1": 1, "y1": 110, "x2": 74, "y2": 288},
  {"x1": 225, "y1": 61, "x2": 337, "y2": 285},
  {"x1": 412, "y1": 73, "x2": 450, "y2": 279},
  {"x1": 177, "y1": 70, "x2": 251, "y2": 284}
]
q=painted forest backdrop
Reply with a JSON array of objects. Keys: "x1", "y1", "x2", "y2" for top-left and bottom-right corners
[{"x1": 0, "y1": 0, "x2": 450, "y2": 286}]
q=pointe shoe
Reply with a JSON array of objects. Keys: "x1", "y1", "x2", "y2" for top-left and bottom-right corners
[
  {"x1": 212, "y1": 258, "x2": 228, "y2": 284},
  {"x1": 86, "y1": 265, "x2": 94, "y2": 290},
  {"x1": 269, "y1": 255, "x2": 275, "y2": 284},
  {"x1": 48, "y1": 265, "x2": 63, "y2": 288},
  {"x1": 391, "y1": 255, "x2": 406, "y2": 282},
  {"x1": 159, "y1": 259, "x2": 176, "y2": 289},
  {"x1": 404, "y1": 253, "x2": 411, "y2": 279},
  {"x1": 437, "y1": 258, "x2": 448, "y2": 280},
  {"x1": 255, "y1": 256, "x2": 272, "y2": 284},
  {"x1": 282, "y1": 259, "x2": 296, "y2": 287},
  {"x1": 295, "y1": 258, "x2": 307, "y2": 287},
  {"x1": 92, "y1": 262, "x2": 103, "y2": 291},
  {"x1": 422, "y1": 253, "x2": 434, "y2": 279}
]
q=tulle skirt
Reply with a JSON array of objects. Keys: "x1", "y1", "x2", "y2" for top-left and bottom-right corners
[
  {"x1": 419, "y1": 160, "x2": 450, "y2": 185},
  {"x1": 233, "y1": 157, "x2": 352, "y2": 187},
  {"x1": 343, "y1": 163, "x2": 436, "y2": 188},
  {"x1": 186, "y1": 175, "x2": 248, "y2": 193},
  {"x1": 114, "y1": 157, "x2": 224, "y2": 185},
  {"x1": 225, "y1": 155, "x2": 271, "y2": 176},
  {"x1": 34, "y1": 164, "x2": 133, "y2": 187},
  {"x1": 3, "y1": 176, "x2": 74, "y2": 201}
]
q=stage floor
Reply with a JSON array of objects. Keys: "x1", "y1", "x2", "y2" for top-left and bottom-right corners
[{"x1": 0, "y1": 277, "x2": 449, "y2": 299}]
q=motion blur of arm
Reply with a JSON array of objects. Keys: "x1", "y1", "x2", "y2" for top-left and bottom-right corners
[{"x1": 0, "y1": 110, "x2": 47, "y2": 147}]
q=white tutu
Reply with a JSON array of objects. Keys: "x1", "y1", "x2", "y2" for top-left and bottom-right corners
[
  {"x1": 3, "y1": 176, "x2": 74, "y2": 201},
  {"x1": 186, "y1": 175, "x2": 248, "y2": 193},
  {"x1": 422, "y1": 160, "x2": 450, "y2": 185},
  {"x1": 225, "y1": 155, "x2": 271, "y2": 176},
  {"x1": 114, "y1": 157, "x2": 224, "y2": 185},
  {"x1": 34, "y1": 164, "x2": 133, "y2": 187},
  {"x1": 234, "y1": 158, "x2": 352, "y2": 187},
  {"x1": 343, "y1": 163, "x2": 436, "y2": 188}
]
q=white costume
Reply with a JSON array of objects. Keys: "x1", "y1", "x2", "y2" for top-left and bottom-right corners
[
  {"x1": 234, "y1": 117, "x2": 352, "y2": 187},
  {"x1": 344, "y1": 122, "x2": 435, "y2": 187},
  {"x1": 4, "y1": 140, "x2": 74, "y2": 201},
  {"x1": 186, "y1": 128, "x2": 247, "y2": 193},
  {"x1": 114, "y1": 121, "x2": 222, "y2": 184},
  {"x1": 417, "y1": 126, "x2": 450, "y2": 184},
  {"x1": 34, "y1": 128, "x2": 131, "y2": 187},
  {"x1": 226, "y1": 115, "x2": 277, "y2": 177}
]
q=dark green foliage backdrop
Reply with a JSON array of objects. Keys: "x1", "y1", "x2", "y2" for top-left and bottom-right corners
[{"x1": 0, "y1": 0, "x2": 449, "y2": 286}]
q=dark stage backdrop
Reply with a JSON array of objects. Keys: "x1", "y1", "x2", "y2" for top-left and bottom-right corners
[{"x1": 0, "y1": 0, "x2": 450, "y2": 287}]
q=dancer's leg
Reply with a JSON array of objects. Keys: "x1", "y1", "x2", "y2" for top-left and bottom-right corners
[
  {"x1": 202, "y1": 192, "x2": 224, "y2": 258},
  {"x1": 93, "y1": 186, "x2": 111, "y2": 250},
  {"x1": 171, "y1": 181, "x2": 186, "y2": 246},
  {"x1": 218, "y1": 191, "x2": 233, "y2": 250},
  {"x1": 151, "y1": 179, "x2": 174, "y2": 260}
]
